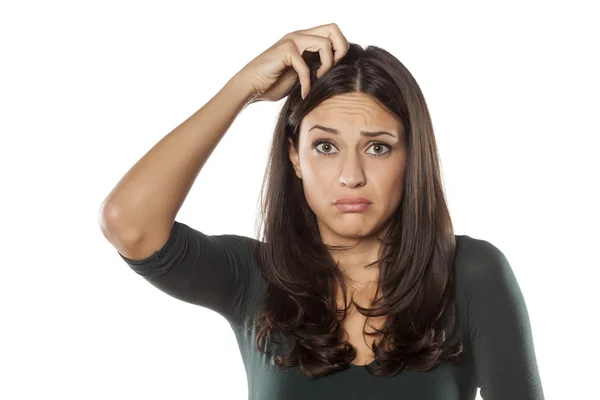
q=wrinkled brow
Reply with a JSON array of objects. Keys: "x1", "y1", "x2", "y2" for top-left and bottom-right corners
[{"x1": 309, "y1": 124, "x2": 398, "y2": 139}]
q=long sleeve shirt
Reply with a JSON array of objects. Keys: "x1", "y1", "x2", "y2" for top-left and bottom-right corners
[{"x1": 118, "y1": 220, "x2": 545, "y2": 399}]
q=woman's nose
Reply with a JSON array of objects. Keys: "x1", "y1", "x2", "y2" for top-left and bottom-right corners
[{"x1": 338, "y1": 155, "x2": 366, "y2": 188}]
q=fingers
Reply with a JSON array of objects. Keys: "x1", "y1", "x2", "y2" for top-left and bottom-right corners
[
  {"x1": 299, "y1": 23, "x2": 350, "y2": 65},
  {"x1": 294, "y1": 34, "x2": 334, "y2": 79},
  {"x1": 280, "y1": 40, "x2": 311, "y2": 99},
  {"x1": 279, "y1": 23, "x2": 350, "y2": 99},
  {"x1": 325, "y1": 23, "x2": 350, "y2": 64}
]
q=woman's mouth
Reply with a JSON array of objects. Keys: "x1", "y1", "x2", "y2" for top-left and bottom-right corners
[
  {"x1": 333, "y1": 197, "x2": 372, "y2": 213},
  {"x1": 334, "y1": 203, "x2": 371, "y2": 212}
]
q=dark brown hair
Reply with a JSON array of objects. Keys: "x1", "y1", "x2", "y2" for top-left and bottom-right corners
[{"x1": 252, "y1": 43, "x2": 464, "y2": 378}]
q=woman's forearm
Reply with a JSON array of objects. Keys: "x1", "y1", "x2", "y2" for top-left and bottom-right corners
[{"x1": 99, "y1": 74, "x2": 255, "y2": 255}]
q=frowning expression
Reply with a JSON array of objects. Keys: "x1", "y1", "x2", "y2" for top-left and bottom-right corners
[{"x1": 288, "y1": 92, "x2": 407, "y2": 241}]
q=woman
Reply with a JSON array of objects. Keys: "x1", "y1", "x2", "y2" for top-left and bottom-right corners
[{"x1": 99, "y1": 23, "x2": 544, "y2": 399}]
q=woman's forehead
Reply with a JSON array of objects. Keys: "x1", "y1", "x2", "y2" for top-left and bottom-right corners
[{"x1": 301, "y1": 93, "x2": 402, "y2": 132}]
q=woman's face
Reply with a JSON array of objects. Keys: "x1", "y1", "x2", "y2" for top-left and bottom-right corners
[{"x1": 288, "y1": 92, "x2": 407, "y2": 243}]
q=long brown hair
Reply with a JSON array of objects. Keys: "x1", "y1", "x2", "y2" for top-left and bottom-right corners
[{"x1": 252, "y1": 43, "x2": 464, "y2": 378}]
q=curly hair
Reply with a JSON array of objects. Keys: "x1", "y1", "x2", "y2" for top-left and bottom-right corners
[{"x1": 252, "y1": 43, "x2": 464, "y2": 379}]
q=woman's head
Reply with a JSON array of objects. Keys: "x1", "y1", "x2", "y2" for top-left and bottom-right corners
[
  {"x1": 259, "y1": 43, "x2": 442, "y2": 246},
  {"x1": 254, "y1": 43, "x2": 463, "y2": 378},
  {"x1": 288, "y1": 91, "x2": 407, "y2": 244}
]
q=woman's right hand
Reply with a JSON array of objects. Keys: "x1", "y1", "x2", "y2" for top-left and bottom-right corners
[{"x1": 234, "y1": 23, "x2": 350, "y2": 103}]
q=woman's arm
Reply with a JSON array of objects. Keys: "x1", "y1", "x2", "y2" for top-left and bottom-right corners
[
  {"x1": 98, "y1": 75, "x2": 255, "y2": 259},
  {"x1": 118, "y1": 220, "x2": 264, "y2": 324},
  {"x1": 458, "y1": 237, "x2": 545, "y2": 399}
]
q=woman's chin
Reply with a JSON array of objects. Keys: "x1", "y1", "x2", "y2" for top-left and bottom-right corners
[
  {"x1": 332, "y1": 223, "x2": 374, "y2": 239},
  {"x1": 316, "y1": 215, "x2": 384, "y2": 241}
]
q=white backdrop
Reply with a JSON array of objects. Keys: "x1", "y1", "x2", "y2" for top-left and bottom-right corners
[{"x1": 1, "y1": 1, "x2": 598, "y2": 399}]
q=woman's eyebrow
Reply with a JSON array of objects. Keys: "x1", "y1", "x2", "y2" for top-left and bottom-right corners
[{"x1": 308, "y1": 124, "x2": 398, "y2": 139}]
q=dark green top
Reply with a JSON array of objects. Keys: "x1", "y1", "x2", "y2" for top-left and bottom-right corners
[{"x1": 118, "y1": 221, "x2": 544, "y2": 399}]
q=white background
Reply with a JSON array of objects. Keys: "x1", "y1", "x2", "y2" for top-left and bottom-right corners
[{"x1": 1, "y1": 1, "x2": 598, "y2": 399}]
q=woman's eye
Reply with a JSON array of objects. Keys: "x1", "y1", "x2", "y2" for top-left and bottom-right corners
[
  {"x1": 366, "y1": 143, "x2": 391, "y2": 156},
  {"x1": 315, "y1": 142, "x2": 339, "y2": 155}
]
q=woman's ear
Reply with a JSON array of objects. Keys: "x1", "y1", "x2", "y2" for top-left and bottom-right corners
[{"x1": 288, "y1": 137, "x2": 302, "y2": 179}]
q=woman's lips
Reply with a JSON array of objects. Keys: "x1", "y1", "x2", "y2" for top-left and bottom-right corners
[
  {"x1": 334, "y1": 203, "x2": 371, "y2": 212},
  {"x1": 333, "y1": 198, "x2": 372, "y2": 213}
]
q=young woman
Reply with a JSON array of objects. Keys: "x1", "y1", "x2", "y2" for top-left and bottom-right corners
[{"x1": 99, "y1": 23, "x2": 544, "y2": 400}]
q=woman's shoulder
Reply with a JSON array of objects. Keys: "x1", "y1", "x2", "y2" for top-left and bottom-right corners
[
  {"x1": 454, "y1": 234, "x2": 510, "y2": 272},
  {"x1": 453, "y1": 234, "x2": 521, "y2": 298}
]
